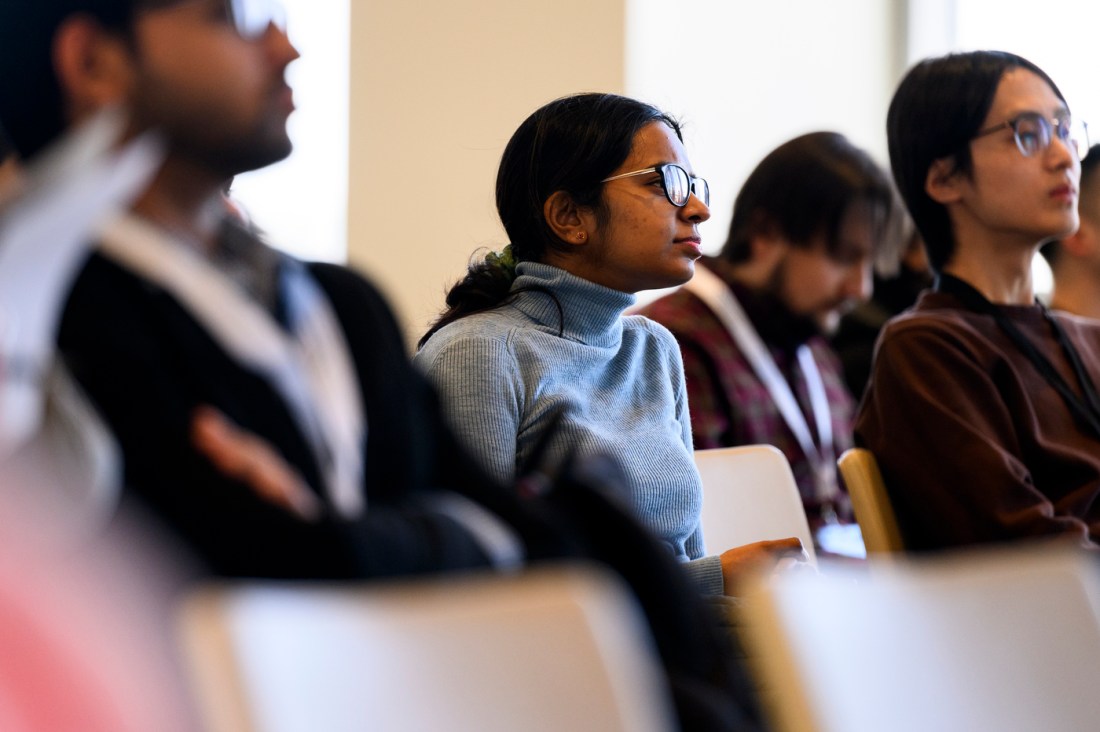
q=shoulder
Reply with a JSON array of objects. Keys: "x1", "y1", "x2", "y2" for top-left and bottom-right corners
[
  {"x1": 622, "y1": 313, "x2": 683, "y2": 358},
  {"x1": 634, "y1": 288, "x2": 713, "y2": 333},
  {"x1": 876, "y1": 303, "x2": 991, "y2": 355},
  {"x1": 306, "y1": 261, "x2": 385, "y2": 310},
  {"x1": 414, "y1": 310, "x2": 522, "y2": 370}
]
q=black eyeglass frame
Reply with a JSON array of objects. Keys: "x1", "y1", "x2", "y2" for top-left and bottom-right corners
[{"x1": 600, "y1": 163, "x2": 710, "y2": 208}]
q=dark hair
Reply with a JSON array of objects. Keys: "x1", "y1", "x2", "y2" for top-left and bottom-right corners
[
  {"x1": 419, "y1": 93, "x2": 681, "y2": 347},
  {"x1": 719, "y1": 131, "x2": 895, "y2": 263},
  {"x1": 1040, "y1": 143, "x2": 1100, "y2": 266},
  {"x1": 887, "y1": 50, "x2": 1066, "y2": 273},
  {"x1": 0, "y1": 0, "x2": 137, "y2": 161}
]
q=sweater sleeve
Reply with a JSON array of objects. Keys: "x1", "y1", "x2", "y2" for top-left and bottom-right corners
[
  {"x1": 668, "y1": 330, "x2": 727, "y2": 595},
  {"x1": 856, "y1": 319, "x2": 1097, "y2": 550},
  {"x1": 413, "y1": 328, "x2": 523, "y2": 485}
]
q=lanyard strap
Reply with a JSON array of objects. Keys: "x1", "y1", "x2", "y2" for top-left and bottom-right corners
[
  {"x1": 934, "y1": 273, "x2": 1100, "y2": 439},
  {"x1": 684, "y1": 265, "x2": 838, "y2": 504},
  {"x1": 99, "y1": 214, "x2": 368, "y2": 518}
]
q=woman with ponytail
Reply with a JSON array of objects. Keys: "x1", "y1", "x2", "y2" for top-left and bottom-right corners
[{"x1": 415, "y1": 93, "x2": 803, "y2": 596}]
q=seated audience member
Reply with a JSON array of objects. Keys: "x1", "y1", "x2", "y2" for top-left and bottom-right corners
[
  {"x1": 857, "y1": 50, "x2": 1100, "y2": 551},
  {"x1": 638, "y1": 132, "x2": 896, "y2": 545},
  {"x1": 0, "y1": 4, "x2": 765, "y2": 728},
  {"x1": 1041, "y1": 143, "x2": 1100, "y2": 319},
  {"x1": 832, "y1": 224, "x2": 931, "y2": 399},
  {"x1": 415, "y1": 93, "x2": 804, "y2": 597},
  {"x1": 0, "y1": 0, "x2": 530, "y2": 579}
]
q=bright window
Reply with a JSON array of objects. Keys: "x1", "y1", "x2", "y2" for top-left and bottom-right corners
[{"x1": 229, "y1": 0, "x2": 349, "y2": 263}]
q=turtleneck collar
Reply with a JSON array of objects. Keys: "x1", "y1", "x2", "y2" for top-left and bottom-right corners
[{"x1": 510, "y1": 262, "x2": 636, "y2": 348}]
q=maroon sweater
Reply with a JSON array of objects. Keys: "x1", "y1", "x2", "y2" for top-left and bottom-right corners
[{"x1": 856, "y1": 290, "x2": 1100, "y2": 551}]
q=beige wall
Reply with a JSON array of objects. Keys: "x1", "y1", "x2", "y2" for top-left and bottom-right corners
[
  {"x1": 349, "y1": 1, "x2": 901, "y2": 345},
  {"x1": 349, "y1": 0, "x2": 626, "y2": 348}
]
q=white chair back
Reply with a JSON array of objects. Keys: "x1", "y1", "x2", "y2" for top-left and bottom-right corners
[
  {"x1": 742, "y1": 546, "x2": 1100, "y2": 732},
  {"x1": 177, "y1": 563, "x2": 677, "y2": 732},
  {"x1": 694, "y1": 444, "x2": 817, "y2": 565}
]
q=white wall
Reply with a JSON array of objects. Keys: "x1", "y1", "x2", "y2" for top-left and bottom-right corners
[
  {"x1": 627, "y1": 0, "x2": 903, "y2": 262},
  {"x1": 348, "y1": 0, "x2": 626, "y2": 347}
]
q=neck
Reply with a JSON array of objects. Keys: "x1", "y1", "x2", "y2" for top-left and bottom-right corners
[
  {"x1": 942, "y1": 243, "x2": 1037, "y2": 305},
  {"x1": 130, "y1": 155, "x2": 228, "y2": 254}
]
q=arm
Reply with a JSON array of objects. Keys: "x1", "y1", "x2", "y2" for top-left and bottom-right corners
[
  {"x1": 857, "y1": 321, "x2": 1097, "y2": 549},
  {"x1": 58, "y1": 257, "x2": 504, "y2": 580},
  {"x1": 413, "y1": 329, "x2": 523, "y2": 484}
]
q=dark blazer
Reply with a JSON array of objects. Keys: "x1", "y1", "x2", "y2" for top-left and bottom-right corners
[{"x1": 58, "y1": 252, "x2": 502, "y2": 579}]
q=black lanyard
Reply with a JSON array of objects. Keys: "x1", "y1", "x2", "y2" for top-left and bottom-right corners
[{"x1": 934, "y1": 273, "x2": 1100, "y2": 439}]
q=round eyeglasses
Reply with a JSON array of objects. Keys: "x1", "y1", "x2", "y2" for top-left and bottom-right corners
[
  {"x1": 972, "y1": 112, "x2": 1090, "y2": 160},
  {"x1": 601, "y1": 163, "x2": 710, "y2": 208}
]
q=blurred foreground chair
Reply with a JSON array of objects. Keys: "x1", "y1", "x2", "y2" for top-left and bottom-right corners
[
  {"x1": 177, "y1": 563, "x2": 676, "y2": 732},
  {"x1": 694, "y1": 445, "x2": 817, "y2": 565},
  {"x1": 837, "y1": 447, "x2": 903, "y2": 554},
  {"x1": 741, "y1": 546, "x2": 1100, "y2": 732}
]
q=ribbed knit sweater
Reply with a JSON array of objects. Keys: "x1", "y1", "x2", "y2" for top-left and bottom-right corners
[{"x1": 415, "y1": 263, "x2": 723, "y2": 594}]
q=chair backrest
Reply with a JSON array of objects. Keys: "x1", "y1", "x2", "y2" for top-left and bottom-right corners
[
  {"x1": 177, "y1": 563, "x2": 677, "y2": 732},
  {"x1": 694, "y1": 444, "x2": 817, "y2": 565},
  {"x1": 837, "y1": 447, "x2": 903, "y2": 554},
  {"x1": 742, "y1": 546, "x2": 1100, "y2": 732}
]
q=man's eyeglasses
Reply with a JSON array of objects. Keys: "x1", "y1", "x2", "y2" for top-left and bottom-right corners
[
  {"x1": 601, "y1": 163, "x2": 710, "y2": 208},
  {"x1": 226, "y1": 0, "x2": 287, "y2": 39},
  {"x1": 972, "y1": 112, "x2": 1090, "y2": 160},
  {"x1": 145, "y1": 0, "x2": 286, "y2": 40}
]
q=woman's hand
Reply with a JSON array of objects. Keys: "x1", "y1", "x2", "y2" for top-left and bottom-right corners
[
  {"x1": 719, "y1": 537, "x2": 806, "y2": 592},
  {"x1": 190, "y1": 406, "x2": 322, "y2": 522}
]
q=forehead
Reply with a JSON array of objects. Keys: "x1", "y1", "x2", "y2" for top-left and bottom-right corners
[
  {"x1": 984, "y1": 67, "x2": 1067, "y2": 123},
  {"x1": 619, "y1": 122, "x2": 691, "y2": 170}
]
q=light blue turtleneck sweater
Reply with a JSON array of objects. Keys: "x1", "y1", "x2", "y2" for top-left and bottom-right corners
[{"x1": 414, "y1": 262, "x2": 723, "y2": 594}]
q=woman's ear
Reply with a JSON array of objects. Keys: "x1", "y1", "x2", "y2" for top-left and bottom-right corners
[
  {"x1": 52, "y1": 16, "x2": 135, "y2": 123},
  {"x1": 925, "y1": 156, "x2": 964, "y2": 205},
  {"x1": 543, "y1": 190, "x2": 595, "y2": 246}
]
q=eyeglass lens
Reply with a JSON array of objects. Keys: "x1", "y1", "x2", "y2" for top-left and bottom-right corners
[
  {"x1": 661, "y1": 165, "x2": 709, "y2": 207},
  {"x1": 1013, "y1": 114, "x2": 1089, "y2": 159},
  {"x1": 228, "y1": 0, "x2": 287, "y2": 39}
]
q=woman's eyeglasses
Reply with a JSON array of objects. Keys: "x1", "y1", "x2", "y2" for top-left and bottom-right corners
[
  {"x1": 972, "y1": 112, "x2": 1090, "y2": 160},
  {"x1": 601, "y1": 163, "x2": 710, "y2": 208}
]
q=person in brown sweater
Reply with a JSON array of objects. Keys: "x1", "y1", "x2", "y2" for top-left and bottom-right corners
[{"x1": 856, "y1": 50, "x2": 1100, "y2": 552}]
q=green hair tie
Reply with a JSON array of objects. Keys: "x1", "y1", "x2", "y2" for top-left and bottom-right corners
[{"x1": 484, "y1": 244, "x2": 518, "y2": 278}]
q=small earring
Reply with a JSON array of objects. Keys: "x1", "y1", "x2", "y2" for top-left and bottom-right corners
[{"x1": 576, "y1": 232, "x2": 587, "y2": 241}]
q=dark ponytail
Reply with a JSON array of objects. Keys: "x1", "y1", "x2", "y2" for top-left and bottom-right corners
[{"x1": 419, "y1": 93, "x2": 681, "y2": 348}]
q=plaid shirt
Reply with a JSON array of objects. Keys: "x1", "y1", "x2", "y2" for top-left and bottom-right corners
[{"x1": 637, "y1": 267, "x2": 856, "y2": 529}]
